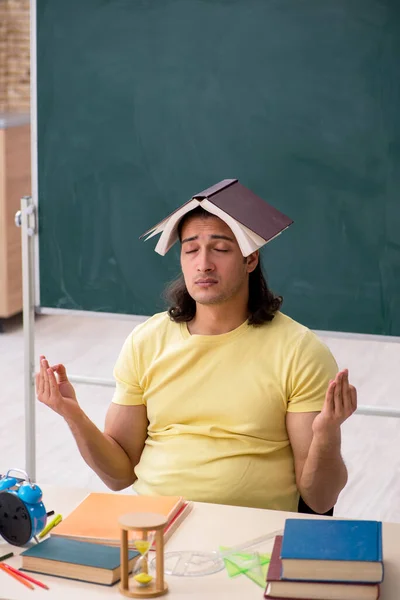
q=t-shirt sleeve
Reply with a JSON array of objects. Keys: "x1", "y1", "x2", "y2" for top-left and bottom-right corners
[
  {"x1": 287, "y1": 329, "x2": 338, "y2": 413},
  {"x1": 112, "y1": 331, "x2": 144, "y2": 406}
]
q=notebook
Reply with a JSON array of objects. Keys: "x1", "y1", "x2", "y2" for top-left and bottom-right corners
[
  {"x1": 20, "y1": 537, "x2": 139, "y2": 585},
  {"x1": 50, "y1": 492, "x2": 191, "y2": 548},
  {"x1": 280, "y1": 519, "x2": 383, "y2": 583},
  {"x1": 265, "y1": 535, "x2": 380, "y2": 600}
]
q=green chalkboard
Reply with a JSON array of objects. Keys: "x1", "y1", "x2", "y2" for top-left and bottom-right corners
[{"x1": 36, "y1": 0, "x2": 400, "y2": 335}]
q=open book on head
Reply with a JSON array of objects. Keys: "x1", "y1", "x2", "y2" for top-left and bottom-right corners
[{"x1": 140, "y1": 179, "x2": 293, "y2": 257}]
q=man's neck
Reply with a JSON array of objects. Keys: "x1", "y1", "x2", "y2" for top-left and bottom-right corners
[{"x1": 187, "y1": 304, "x2": 248, "y2": 335}]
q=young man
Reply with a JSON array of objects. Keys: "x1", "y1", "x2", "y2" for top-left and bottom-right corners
[{"x1": 37, "y1": 208, "x2": 357, "y2": 513}]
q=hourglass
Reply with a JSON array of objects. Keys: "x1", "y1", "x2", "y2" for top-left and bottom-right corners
[{"x1": 119, "y1": 512, "x2": 168, "y2": 598}]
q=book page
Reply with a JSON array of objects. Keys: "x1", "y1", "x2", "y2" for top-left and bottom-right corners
[{"x1": 154, "y1": 199, "x2": 200, "y2": 254}]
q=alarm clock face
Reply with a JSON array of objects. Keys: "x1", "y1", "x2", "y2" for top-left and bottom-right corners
[{"x1": 0, "y1": 491, "x2": 32, "y2": 546}]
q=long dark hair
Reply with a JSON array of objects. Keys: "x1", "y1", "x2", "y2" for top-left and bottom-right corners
[{"x1": 164, "y1": 208, "x2": 283, "y2": 325}]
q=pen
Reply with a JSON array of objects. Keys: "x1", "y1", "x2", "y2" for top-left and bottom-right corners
[
  {"x1": 3, "y1": 563, "x2": 49, "y2": 590},
  {"x1": 38, "y1": 513, "x2": 63, "y2": 538},
  {"x1": 0, "y1": 552, "x2": 14, "y2": 562}
]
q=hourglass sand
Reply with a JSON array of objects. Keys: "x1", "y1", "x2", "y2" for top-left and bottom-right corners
[{"x1": 119, "y1": 512, "x2": 168, "y2": 598}]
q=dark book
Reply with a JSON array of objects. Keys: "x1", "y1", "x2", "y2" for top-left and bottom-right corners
[
  {"x1": 20, "y1": 537, "x2": 139, "y2": 586},
  {"x1": 265, "y1": 535, "x2": 380, "y2": 600},
  {"x1": 141, "y1": 178, "x2": 293, "y2": 256},
  {"x1": 280, "y1": 519, "x2": 384, "y2": 583}
]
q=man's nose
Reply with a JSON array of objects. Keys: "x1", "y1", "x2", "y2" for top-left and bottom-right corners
[{"x1": 196, "y1": 249, "x2": 214, "y2": 272}]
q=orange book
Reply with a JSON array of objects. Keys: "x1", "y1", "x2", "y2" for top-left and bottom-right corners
[{"x1": 51, "y1": 493, "x2": 192, "y2": 548}]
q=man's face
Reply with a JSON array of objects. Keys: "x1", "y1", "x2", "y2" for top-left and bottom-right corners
[{"x1": 180, "y1": 215, "x2": 258, "y2": 306}]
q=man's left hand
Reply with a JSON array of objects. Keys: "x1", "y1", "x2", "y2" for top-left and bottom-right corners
[{"x1": 312, "y1": 369, "x2": 357, "y2": 437}]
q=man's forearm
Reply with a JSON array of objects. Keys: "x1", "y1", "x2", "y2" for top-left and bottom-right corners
[
  {"x1": 64, "y1": 409, "x2": 136, "y2": 491},
  {"x1": 298, "y1": 429, "x2": 348, "y2": 514}
]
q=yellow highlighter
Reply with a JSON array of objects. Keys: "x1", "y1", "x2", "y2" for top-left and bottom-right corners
[{"x1": 38, "y1": 514, "x2": 63, "y2": 539}]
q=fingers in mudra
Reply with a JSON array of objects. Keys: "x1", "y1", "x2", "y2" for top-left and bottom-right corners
[
  {"x1": 47, "y1": 366, "x2": 60, "y2": 395},
  {"x1": 325, "y1": 380, "x2": 336, "y2": 415},
  {"x1": 36, "y1": 354, "x2": 45, "y2": 397},
  {"x1": 43, "y1": 359, "x2": 51, "y2": 399},
  {"x1": 350, "y1": 383, "x2": 357, "y2": 412},
  {"x1": 333, "y1": 369, "x2": 357, "y2": 419},
  {"x1": 37, "y1": 356, "x2": 57, "y2": 405},
  {"x1": 333, "y1": 372, "x2": 344, "y2": 418},
  {"x1": 341, "y1": 369, "x2": 354, "y2": 415},
  {"x1": 53, "y1": 364, "x2": 68, "y2": 383},
  {"x1": 36, "y1": 355, "x2": 47, "y2": 403}
]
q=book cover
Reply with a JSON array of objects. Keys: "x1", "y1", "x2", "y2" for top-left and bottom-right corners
[
  {"x1": 140, "y1": 179, "x2": 237, "y2": 239},
  {"x1": 202, "y1": 180, "x2": 293, "y2": 244},
  {"x1": 281, "y1": 519, "x2": 383, "y2": 562},
  {"x1": 280, "y1": 519, "x2": 383, "y2": 583},
  {"x1": 265, "y1": 536, "x2": 380, "y2": 600},
  {"x1": 51, "y1": 493, "x2": 187, "y2": 548},
  {"x1": 20, "y1": 537, "x2": 139, "y2": 585}
]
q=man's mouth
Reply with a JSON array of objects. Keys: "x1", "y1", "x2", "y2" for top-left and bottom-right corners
[{"x1": 195, "y1": 279, "x2": 218, "y2": 287}]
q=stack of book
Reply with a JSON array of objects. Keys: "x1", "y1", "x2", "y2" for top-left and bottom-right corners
[
  {"x1": 20, "y1": 493, "x2": 192, "y2": 585},
  {"x1": 264, "y1": 518, "x2": 384, "y2": 600}
]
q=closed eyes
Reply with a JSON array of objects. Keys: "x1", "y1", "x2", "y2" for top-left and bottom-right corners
[{"x1": 184, "y1": 248, "x2": 229, "y2": 254}]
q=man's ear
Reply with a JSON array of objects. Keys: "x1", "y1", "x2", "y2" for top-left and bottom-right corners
[{"x1": 245, "y1": 250, "x2": 259, "y2": 273}]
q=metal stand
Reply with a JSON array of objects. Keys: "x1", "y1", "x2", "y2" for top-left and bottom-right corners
[{"x1": 15, "y1": 197, "x2": 37, "y2": 481}]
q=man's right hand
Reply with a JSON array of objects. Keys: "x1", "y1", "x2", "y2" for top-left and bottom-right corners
[{"x1": 36, "y1": 355, "x2": 80, "y2": 420}]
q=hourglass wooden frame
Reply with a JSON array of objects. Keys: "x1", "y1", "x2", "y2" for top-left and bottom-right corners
[{"x1": 119, "y1": 512, "x2": 168, "y2": 598}]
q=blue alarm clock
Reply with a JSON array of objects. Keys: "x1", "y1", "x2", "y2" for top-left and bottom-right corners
[{"x1": 0, "y1": 468, "x2": 48, "y2": 546}]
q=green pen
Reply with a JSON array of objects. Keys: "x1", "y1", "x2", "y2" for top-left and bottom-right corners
[
  {"x1": 0, "y1": 552, "x2": 14, "y2": 562},
  {"x1": 38, "y1": 513, "x2": 63, "y2": 539}
]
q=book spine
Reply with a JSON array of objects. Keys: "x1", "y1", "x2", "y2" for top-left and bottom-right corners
[
  {"x1": 150, "y1": 501, "x2": 193, "y2": 550},
  {"x1": 377, "y1": 522, "x2": 383, "y2": 562},
  {"x1": 377, "y1": 522, "x2": 384, "y2": 583}
]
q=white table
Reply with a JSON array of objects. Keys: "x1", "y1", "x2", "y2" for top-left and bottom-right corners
[{"x1": 1, "y1": 485, "x2": 399, "y2": 599}]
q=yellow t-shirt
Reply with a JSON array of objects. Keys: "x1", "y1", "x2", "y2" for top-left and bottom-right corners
[{"x1": 112, "y1": 311, "x2": 338, "y2": 511}]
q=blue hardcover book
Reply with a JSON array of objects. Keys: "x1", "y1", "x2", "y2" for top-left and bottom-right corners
[
  {"x1": 280, "y1": 519, "x2": 383, "y2": 583},
  {"x1": 20, "y1": 537, "x2": 139, "y2": 585}
]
